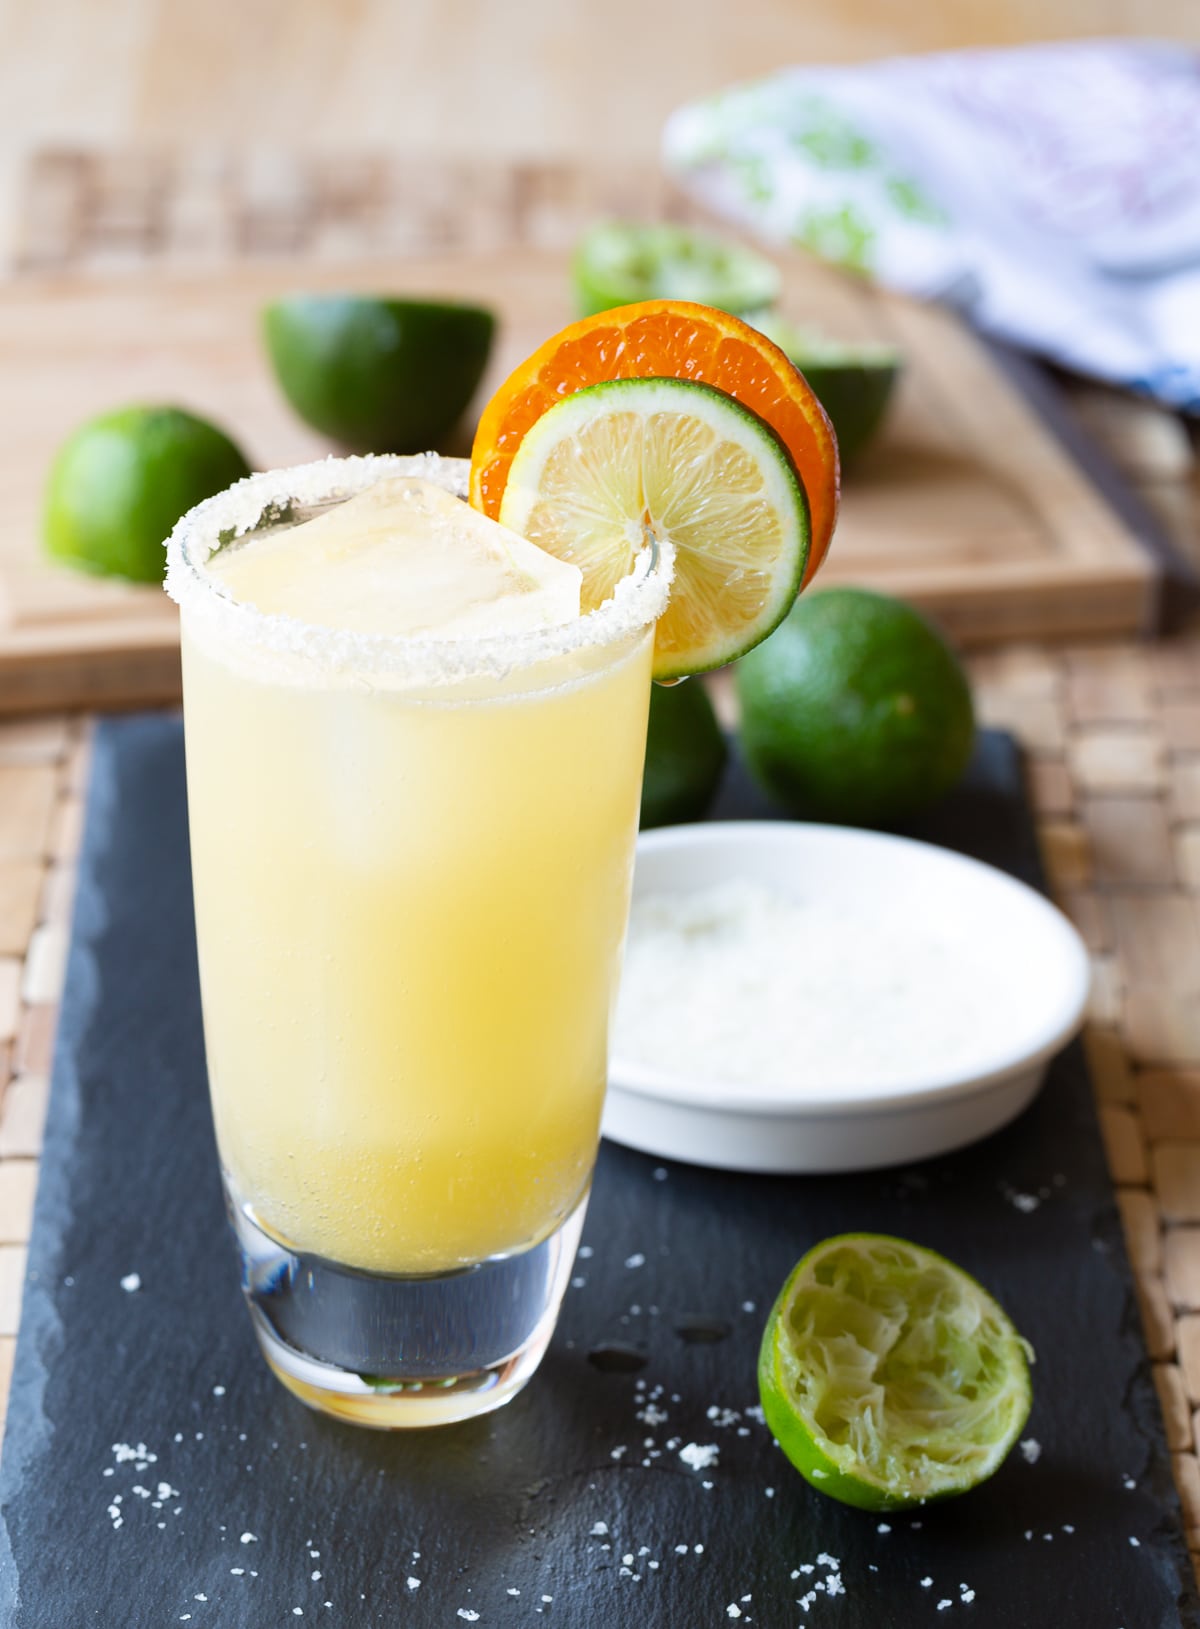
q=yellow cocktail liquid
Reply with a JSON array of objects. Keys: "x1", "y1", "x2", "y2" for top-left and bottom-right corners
[{"x1": 180, "y1": 472, "x2": 655, "y2": 1276}]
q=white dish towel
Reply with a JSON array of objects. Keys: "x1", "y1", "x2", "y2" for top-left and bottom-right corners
[{"x1": 663, "y1": 40, "x2": 1200, "y2": 411}]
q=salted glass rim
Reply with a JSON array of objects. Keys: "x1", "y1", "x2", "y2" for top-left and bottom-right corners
[{"x1": 164, "y1": 452, "x2": 672, "y2": 684}]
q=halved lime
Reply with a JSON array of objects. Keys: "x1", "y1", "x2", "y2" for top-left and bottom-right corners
[
  {"x1": 759, "y1": 1234, "x2": 1033, "y2": 1511},
  {"x1": 753, "y1": 317, "x2": 901, "y2": 464},
  {"x1": 262, "y1": 294, "x2": 495, "y2": 453},
  {"x1": 497, "y1": 376, "x2": 810, "y2": 680},
  {"x1": 573, "y1": 222, "x2": 780, "y2": 318}
]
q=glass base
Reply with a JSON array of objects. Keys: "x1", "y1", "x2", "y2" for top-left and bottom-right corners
[{"x1": 226, "y1": 1180, "x2": 589, "y2": 1429}]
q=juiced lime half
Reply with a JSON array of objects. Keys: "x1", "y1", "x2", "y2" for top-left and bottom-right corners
[
  {"x1": 753, "y1": 316, "x2": 901, "y2": 464},
  {"x1": 573, "y1": 221, "x2": 780, "y2": 317},
  {"x1": 497, "y1": 376, "x2": 809, "y2": 679},
  {"x1": 759, "y1": 1234, "x2": 1033, "y2": 1511}
]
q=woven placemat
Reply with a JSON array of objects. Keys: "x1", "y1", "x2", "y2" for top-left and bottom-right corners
[{"x1": 1, "y1": 151, "x2": 1199, "y2": 1578}]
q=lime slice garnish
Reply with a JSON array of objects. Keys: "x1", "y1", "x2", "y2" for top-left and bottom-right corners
[
  {"x1": 497, "y1": 376, "x2": 810, "y2": 680},
  {"x1": 573, "y1": 221, "x2": 781, "y2": 317},
  {"x1": 759, "y1": 1233, "x2": 1033, "y2": 1511}
]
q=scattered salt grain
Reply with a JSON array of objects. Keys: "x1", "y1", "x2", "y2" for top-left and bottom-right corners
[
  {"x1": 938, "y1": 1602, "x2": 952, "y2": 1612},
  {"x1": 727, "y1": 1607, "x2": 742, "y2": 1619},
  {"x1": 407, "y1": 1578, "x2": 420, "y2": 1591},
  {"x1": 1019, "y1": 1438, "x2": 1041, "y2": 1464},
  {"x1": 625, "y1": 1253, "x2": 646, "y2": 1269},
  {"x1": 507, "y1": 1588, "x2": 520, "y2": 1597},
  {"x1": 457, "y1": 1610, "x2": 479, "y2": 1621},
  {"x1": 877, "y1": 1522, "x2": 891, "y2": 1533},
  {"x1": 920, "y1": 1578, "x2": 932, "y2": 1588},
  {"x1": 590, "y1": 1522, "x2": 608, "y2": 1536},
  {"x1": 1130, "y1": 1536, "x2": 1140, "y2": 1547},
  {"x1": 121, "y1": 1273, "x2": 141, "y2": 1293},
  {"x1": 212, "y1": 1386, "x2": 226, "y2": 1398},
  {"x1": 240, "y1": 1533, "x2": 258, "y2": 1545},
  {"x1": 679, "y1": 1443, "x2": 719, "y2": 1471}
]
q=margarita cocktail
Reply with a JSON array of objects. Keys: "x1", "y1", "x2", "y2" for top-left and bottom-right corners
[{"x1": 167, "y1": 454, "x2": 668, "y2": 1426}]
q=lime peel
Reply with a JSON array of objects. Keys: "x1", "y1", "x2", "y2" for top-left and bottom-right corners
[{"x1": 759, "y1": 1233, "x2": 1033, "y2": 1511}]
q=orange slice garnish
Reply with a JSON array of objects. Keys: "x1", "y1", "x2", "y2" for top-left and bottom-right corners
[{"x1": 469, "y1": 300, "x2": 839, "y2": 587}]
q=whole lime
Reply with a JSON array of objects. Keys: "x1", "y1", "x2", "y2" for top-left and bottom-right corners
[
  {"x1": 43, "y1": 405, "x2": 251, "y2": 583},
  {"x1": 263, "y1": 294, "x2": 495, "y2": 452},
  {"x1": 735, "y1": 587, "x2": 974, "y2": 825},
  {"x1": 640, "y1": 678, "x2": 728, "y2": 828}
]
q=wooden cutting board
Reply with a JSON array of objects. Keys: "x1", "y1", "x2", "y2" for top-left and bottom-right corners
[{"x1": 0, "y1": 249, "x2": 1159, "y2": 715}]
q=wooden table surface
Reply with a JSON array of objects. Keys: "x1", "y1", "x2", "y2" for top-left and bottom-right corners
[{"x1": 0, "y1": 149, "x2": 1198, "y2": 1581}]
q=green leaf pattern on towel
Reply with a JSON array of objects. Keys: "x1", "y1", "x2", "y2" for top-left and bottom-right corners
[
  {"x1": 792, "y1": 205, "x2": 876, "y2": 272},
  {"x1": 670, "y1": 86, "x2": 949, "y2": 274}
]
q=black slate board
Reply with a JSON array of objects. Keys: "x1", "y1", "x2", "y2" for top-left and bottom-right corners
[{"x1": 0, "y1": 715, "x2": 1194, "y2": 1629}]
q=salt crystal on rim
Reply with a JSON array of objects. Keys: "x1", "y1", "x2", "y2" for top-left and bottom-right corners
[{"x1": 165, "y1": 454, "x2": 673, "y2": 689}]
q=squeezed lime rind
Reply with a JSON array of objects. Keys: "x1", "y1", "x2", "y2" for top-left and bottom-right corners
[
  {"x1": 759, "y1": 1232, "x2": 1033, "y2": 1512},
  {"x1": 573, "y1": 221, "x2": 781, "y2": 318}
]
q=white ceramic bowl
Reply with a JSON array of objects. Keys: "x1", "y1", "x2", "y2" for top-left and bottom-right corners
[{"x1": 603, "y1": 822, "x2": 1091, "y2": 1173}]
